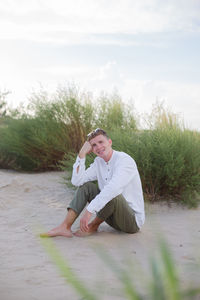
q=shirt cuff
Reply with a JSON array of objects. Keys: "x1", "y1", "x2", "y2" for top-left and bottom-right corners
[
  {"x1": 75, "y1": 155, "x2": 86, "y2": 164},
  {"x1": 87, "y1": 201, "x2": 97, "y2": 214}
]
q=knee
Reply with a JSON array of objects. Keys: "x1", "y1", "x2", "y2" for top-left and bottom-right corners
[
  {"x1": 78, "y1": 181, "x2": 96, "y2": 192},
  {"x1": 124, "y1": 222, "x2": 140, "y2": 234},
  {"x1": 80, "y1": 181, "x2": 94, "y2": 188},
  {"x1": 107, "y1": 195, "x2": 125, "y2": 208},
  {"x1": 113, "y1": 194, "x2": 125, "y2": 202},
  {"x1": 77, "y1": 182, "x2": 100, "y2": 200},
  {"x1": 126, "y1": 227, "x2": 140, "y2": 234}
]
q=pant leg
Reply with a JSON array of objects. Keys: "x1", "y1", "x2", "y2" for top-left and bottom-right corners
[
  {"x1": 67, "y1": 182, "x2": 100, "y2": 216},
  {"x1": 97, "y1": 195, "x2": 139, "y2": 233}
]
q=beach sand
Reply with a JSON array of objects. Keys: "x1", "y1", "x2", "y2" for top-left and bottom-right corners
[{"x1": 0, "y1": 169, "x2": 200, "y2": 300}]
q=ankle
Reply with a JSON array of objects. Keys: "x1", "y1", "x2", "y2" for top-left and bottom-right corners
[
  {"x1": 88, "y1": 223, "x2": 99, "y2": 231},
  {"x1": 66, "y1": 225, "x2": 72, "y2": 231}
]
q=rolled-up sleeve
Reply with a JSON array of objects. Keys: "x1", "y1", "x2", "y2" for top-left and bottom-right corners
[{"x1": 71, "y1": 156, "x2": 97, "y2": 186}]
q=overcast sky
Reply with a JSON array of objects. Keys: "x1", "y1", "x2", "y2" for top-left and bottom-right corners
[{"x1": 0, "y1": 0, "x2": 200, "y2": 130}]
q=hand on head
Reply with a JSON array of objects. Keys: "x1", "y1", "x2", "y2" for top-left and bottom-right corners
[{"x1": 79, "y1": 141, "x2": 92, "y2": 158}]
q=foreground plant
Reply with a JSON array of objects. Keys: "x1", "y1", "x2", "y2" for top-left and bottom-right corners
[
  {"x1": 40, "y1": 236, "x2": 98, "y2": 300},
  {"x1": 40, "y1": 237, "x2": 200, "y2": 300}
]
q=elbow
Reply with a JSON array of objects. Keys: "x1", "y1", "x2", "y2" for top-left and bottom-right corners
[
  {"x1": 71, "y1": 178, "x2": 78, "y2": 187},
  {"x1": 71, "y1": 177, "x2": 81, "y2": 187}
]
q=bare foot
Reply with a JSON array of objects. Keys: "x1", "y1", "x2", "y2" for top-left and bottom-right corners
[
  {"x1": 40, "y1": 225, "x2": 73, "y2": 238},
  {"x1": 74, "y1": 222, "x2": 100, "y2": 237},
  {"x1": 73, "y1": 228, "x2": 97, "y2": 237}
]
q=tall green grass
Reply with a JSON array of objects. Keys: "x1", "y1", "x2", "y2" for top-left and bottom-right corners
[
  {"x1": 0, "y1": 86, "x2": 200, "y2": 206},
  {"x1": 40, "y1": 236, "x2": 200, "y2": 300},
  {"x1": 0, "y1": 87, "x2": 135, "y2": 171},
  {"x1": 109, "y1": 127, "x2": 200, "y2": 206}
]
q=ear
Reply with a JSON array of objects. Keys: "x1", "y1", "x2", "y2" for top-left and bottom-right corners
[{"x1": 108, "y1": 139, "x2": 112, "y2": 146}]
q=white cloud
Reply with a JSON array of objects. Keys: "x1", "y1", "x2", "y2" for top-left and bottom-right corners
[
  {"x1": 5, "y1": 59, "x2": 199, "y2": 130},
  {"x1": 119, "y1": 78, "x2": 200, "y2": 130},
  {"x1": 0, "y1": 0, "x2": 199, "y2": 45},
  {"x1": 1, "y1": 1, "x2": 199, "y2": 131},
  {"x1": 3, "y1": 62, "x2": 200, "y2": 131}
]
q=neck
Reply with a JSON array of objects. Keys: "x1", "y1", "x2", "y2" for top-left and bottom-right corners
[{"x1": 104, "y1": 149, "x2": 113, "y2": 162}]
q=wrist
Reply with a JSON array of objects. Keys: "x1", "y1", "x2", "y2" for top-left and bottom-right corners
[{"x1": 78, "y1": 152, "x2": 86, "y2": 159}]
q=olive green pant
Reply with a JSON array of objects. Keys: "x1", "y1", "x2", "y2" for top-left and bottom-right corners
[{"x1": 68, "y1": 182, "x2": 139, "y2": 233}]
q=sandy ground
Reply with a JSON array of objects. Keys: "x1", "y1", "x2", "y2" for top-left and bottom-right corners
[{"x1": 0, "y1": 169, "x2": 200, "y2": 300}]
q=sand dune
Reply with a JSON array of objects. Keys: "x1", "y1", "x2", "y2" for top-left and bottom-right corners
[{"x1": 0, "y1": 170, "x2": 199, "y2": 300}]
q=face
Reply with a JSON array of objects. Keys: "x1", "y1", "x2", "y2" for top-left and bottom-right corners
[{"x1": 89, "y1": 134, "x2": 113, "y2": 161}]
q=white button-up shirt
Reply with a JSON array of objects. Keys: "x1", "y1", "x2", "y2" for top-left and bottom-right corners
[{"x1": 71, "y1": 150, "x2": 145, "y2": 228}]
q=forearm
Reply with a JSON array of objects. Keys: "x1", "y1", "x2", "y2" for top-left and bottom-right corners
[
  {"x1": 87, "y1": 181, "x2": 124, "y2": 213},
  {"x1": 73, "y1": 141, "x2": 92, "y2": 179},
  {"x1": 71, "y1": 156, "x2": 86, "y2": 186},
  {"x1": 78, "y1": 150, "x2": 86, "y2": 159},
  {"x1": 78, "y1": 141, "x2": 92, "y2": 159},
  {"x1": 71, "y1": 156, "x2": 97, "y2": 186}
]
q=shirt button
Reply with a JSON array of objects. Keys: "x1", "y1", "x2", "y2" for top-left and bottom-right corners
[{"x1": 105, "y1": 178, "x2": 107, "y2": 180}]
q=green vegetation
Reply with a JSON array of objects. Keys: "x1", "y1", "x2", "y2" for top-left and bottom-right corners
[
  {"x1": 40, "y1": 236, "x2": 200, "y2": 300},
  {"x1": 0, "y1": 86, "x2": 200, "y2": 206}
]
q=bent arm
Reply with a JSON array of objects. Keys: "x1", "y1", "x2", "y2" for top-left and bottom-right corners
[
  {"x1": 87, "y1": 156, "x2": 138, "y2": 213},
  {"x1": 71, "y1": 141, "x2": 97, "y2": 186},
  {"x1": 71, "y1": 156, "x2": 97, "y2": 186}
]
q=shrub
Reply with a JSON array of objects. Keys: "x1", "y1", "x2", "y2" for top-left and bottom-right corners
[
  {"x1": 0, "y1": 86, "x2": 137, "y2": 171},
  {"x1": 0, "y1": 87, "x2": 199, "y2": 207}
]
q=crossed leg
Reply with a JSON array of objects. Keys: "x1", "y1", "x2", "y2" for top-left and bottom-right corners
[{"x1": 40, "y1": 182, "x2": 139, "y2": 238}]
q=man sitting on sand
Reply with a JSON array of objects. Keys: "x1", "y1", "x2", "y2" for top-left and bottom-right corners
[{"x1": 41, "y1": 128, "x2": 145, "y2": 238}]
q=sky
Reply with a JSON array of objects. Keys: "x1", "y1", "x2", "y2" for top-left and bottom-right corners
[{"x1": 0, "y1": 0, "x2": 200, "y2": 130}]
